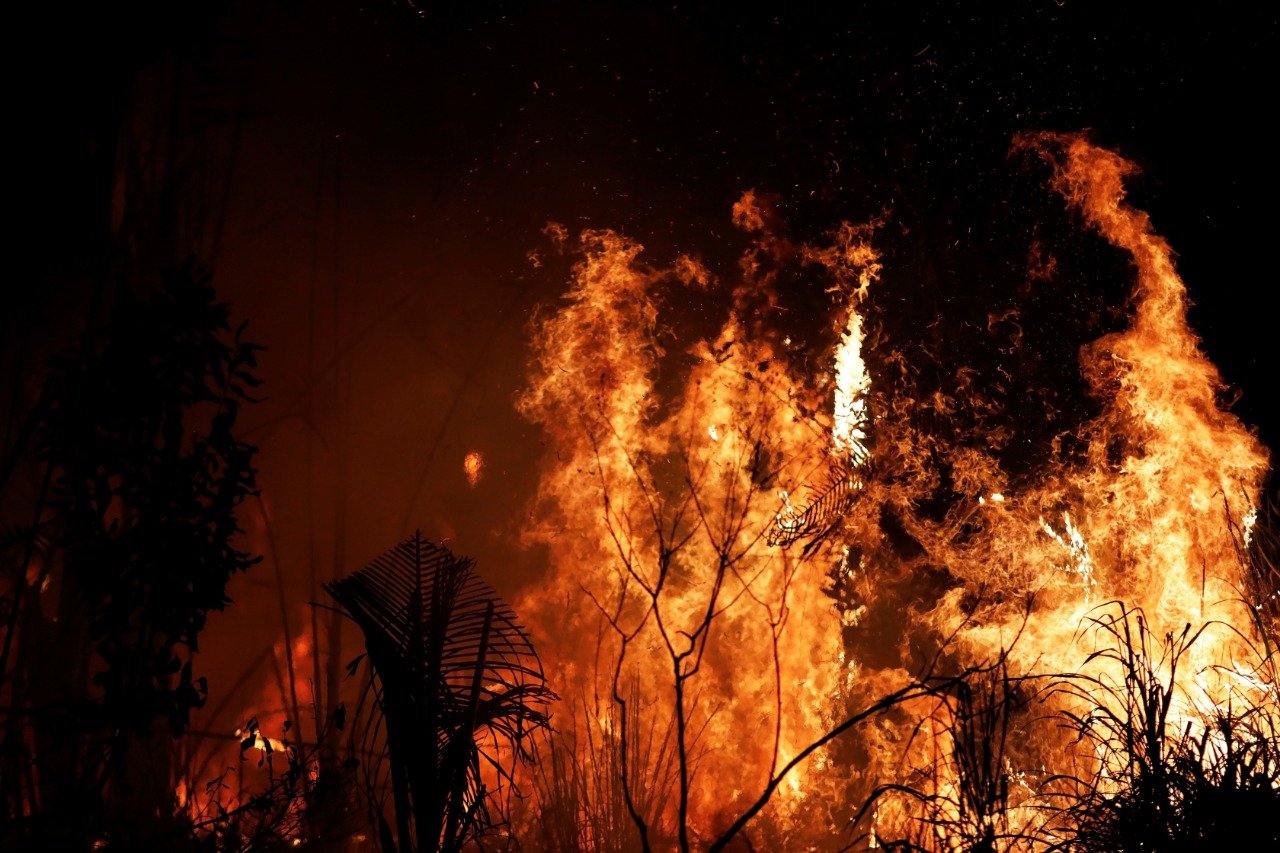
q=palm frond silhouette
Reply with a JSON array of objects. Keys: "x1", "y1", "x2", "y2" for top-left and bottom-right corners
[{"x1": 326, "y1": 532, "x2": 555, "y2": 852}]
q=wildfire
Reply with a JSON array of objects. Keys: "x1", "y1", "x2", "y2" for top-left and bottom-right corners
[{"x1": 514, "y1": 135, "x2": 1274, "y2": 849}]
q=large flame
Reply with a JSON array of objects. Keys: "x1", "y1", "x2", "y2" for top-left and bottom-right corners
[
  {"x1": 516, "y1": 135, "x2": 1273, "y2": 849},
  {"x1": 518, "y1": 206, "x2": 889, "y2": 842}
]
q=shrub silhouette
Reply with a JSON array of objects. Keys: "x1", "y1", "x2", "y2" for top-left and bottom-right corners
[{"x1": 1, "y1": 265, "x2": 262, "y2": 850}]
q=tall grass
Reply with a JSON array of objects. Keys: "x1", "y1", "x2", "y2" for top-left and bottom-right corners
[
  {"x1": 521, "y1": 684, "x2": 680, "y2": 852},
  {"x1": 1042, "y1": 602, "x2": 1280, "y2": 851}
]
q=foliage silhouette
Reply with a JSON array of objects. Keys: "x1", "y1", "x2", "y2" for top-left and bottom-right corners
[
  {"x1": 1, "y1": 265, "x2": 262, "y2": 850},
  {"x1": 1045, "y1": 603, "x2": 1280, "y2": 852},
  {"x1": 325, "y1": 533, "x2": 555, "y2": 853}
]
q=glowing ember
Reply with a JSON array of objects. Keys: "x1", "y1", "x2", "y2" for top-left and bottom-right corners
[{"x1": 464, "y1": 450, "x2": 485, "y2": 486}]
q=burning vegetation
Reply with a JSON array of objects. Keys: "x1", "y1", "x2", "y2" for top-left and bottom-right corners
[
  {"x1": 509, "y1": 133, "x2": 1278, "y2": 850},
  {"x1": 2, "y1": 30, "x2": 1277, "y2": 847}
]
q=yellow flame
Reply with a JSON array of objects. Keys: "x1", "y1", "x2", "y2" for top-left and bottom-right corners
[{"x1": 832, "y1": 306, "x2": 871, "y2": 464}]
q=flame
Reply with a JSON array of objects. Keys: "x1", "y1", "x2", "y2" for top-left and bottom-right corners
[
  {"x1": 177, "y1": 619, "x2": 323, "y2": 840},
  {"x1": 464, "y1": 450, "x2": 485, "y2": 487},
  {"x1": 233, "y1": 727, "x2": 288, "y2": 755},
  {"x1": 518, "y1": 216, "x2": 882, "y2": 840},
  {"x1": 832, "y1": 305, "x2": 870, "y2": 465},
  {"x1": 514, "y1": 137, "x2": 1273, "y2": 848}
]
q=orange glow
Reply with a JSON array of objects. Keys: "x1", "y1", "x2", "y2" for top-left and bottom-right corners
[
  {"x1": 464, "y1": 450, "x2": 485, "y2": 487},
  {"x1": 514, "y1": 137, "x2": 1275, "y2": 847}
]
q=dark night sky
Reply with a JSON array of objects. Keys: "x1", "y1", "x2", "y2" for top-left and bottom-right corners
[{"x1": 12, "y1": 2, "x2": 1279, "y2": 693}]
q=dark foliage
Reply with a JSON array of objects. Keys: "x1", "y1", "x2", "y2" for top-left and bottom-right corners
[
  {"x1": 1, "y1": 265, "x2": 262, "y2": 850},
  {"x1": 325, "y1": 533, "x2": 555, "y2": 853},
  {"x1": 1047, "y1": 605, "x2": 1280, "y2": 852},
  {"x1": 38, "y1": 265, "x2": 262, "y2": 740}
]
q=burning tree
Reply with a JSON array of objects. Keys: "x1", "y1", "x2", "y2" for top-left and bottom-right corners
[
  {"x1": 514, "y1": 205, "x2": 986, "y2": 849},
  {"x1": 513, "y1": 134, "x2": 1279, "y2": 851}
]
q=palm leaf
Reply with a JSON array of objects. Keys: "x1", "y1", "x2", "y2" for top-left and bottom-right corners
[
  {"x1": 767, "y1": 460, "x2": 863, "y2": 550},
  {"x1": 325, "y1": 532, "x2": 555, "y2": 853}
]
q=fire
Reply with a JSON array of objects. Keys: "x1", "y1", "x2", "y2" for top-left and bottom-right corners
[
  {"x1": 176, "y1": 619, "x2": 324, "y2": 839},
  {"x1": 518, "y1": 219, "x2": 874, "y2": 841},
  {"x1": 832, "y1": 305, "x2": 871, "y2": 465},
  {"x1": 233, "y1": 726, "x2": 288, "y2": 755},
  {"x1": 514, "y1": 134, "x2": 1274, "y2": 849},
  {"x1": 464, "y1": 450, "x2": 485, "y2": 486}
]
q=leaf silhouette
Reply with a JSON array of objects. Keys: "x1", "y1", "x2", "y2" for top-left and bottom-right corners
[{"x1": 325, "y1": 532, "x2": 555, "y2": 853}]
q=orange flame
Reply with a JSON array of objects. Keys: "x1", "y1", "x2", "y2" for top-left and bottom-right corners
[{"x1": 516, "y1": 136, "x2": 1273, "y2": 848}]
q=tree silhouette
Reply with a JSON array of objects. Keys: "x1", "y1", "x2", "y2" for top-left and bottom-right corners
[{"x1": 1, "y1": 264, "x2": 262, "y2": 850}]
